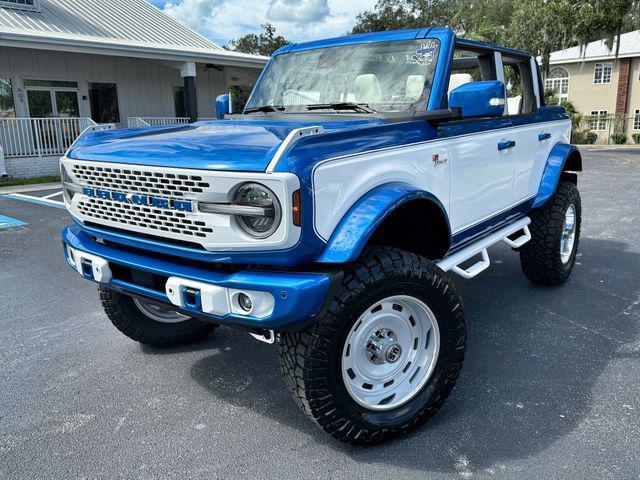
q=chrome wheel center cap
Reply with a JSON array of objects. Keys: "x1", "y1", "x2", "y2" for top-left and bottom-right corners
[{"x1": 365, "y1": 329, "x2": 401, "y2": 365}]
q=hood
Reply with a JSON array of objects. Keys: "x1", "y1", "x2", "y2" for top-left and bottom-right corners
[{"x1": 67, "y1": 118, "x2": 386, "y2": 172}]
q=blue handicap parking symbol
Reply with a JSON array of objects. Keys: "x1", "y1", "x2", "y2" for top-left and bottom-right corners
[{"x1": 0, "y1": 215, "x2": 27, "y2": 229}]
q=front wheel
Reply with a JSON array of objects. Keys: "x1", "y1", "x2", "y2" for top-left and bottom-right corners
[
  {"x1": 99, "y1": 287, "x2": 218, "y2": 347},
  {"x1": 278, "y1": 247, "x2": 466, "y2": 445}
]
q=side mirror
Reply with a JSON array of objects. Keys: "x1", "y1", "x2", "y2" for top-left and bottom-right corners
[
  {"x1": 448, "y1": 81, "x2": 505, "y2": 118},
  {"x1": 215, "y1": 93, "x2": 232, "y2": 119}
]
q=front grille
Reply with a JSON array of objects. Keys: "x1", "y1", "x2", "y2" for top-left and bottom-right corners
[
  {"x1": 77, "y1": 197, "x2": 213, "y2": 238},
  {"x1": 71, "y1": 163, "x2": 210, "y2": 198}
]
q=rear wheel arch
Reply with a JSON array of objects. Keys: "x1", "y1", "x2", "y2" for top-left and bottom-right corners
[{"x1": 563, "y1": 148, "x2": 582, "y2": 173}]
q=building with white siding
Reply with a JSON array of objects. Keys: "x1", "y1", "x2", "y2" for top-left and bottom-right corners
[{"x1": 0, "y1": 0, "x2": 267, "y2": 179}]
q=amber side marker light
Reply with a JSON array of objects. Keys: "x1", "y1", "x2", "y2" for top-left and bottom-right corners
[{"x1": 292, "y1": 190, "x2": 302, "y2": 226}]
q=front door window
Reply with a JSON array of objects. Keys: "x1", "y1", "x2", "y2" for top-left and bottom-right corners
[{"x1": 26, "y1": 90, "x2": 54, "y2": 117}]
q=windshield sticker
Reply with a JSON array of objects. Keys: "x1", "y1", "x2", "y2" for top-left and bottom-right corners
[{"x1": 412, "y1": 41, "x2": 438, "y2": 66}]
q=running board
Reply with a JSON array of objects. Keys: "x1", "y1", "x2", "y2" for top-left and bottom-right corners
[{"x1": 437, "y1": 218, "x2": 531, "y2": 279}]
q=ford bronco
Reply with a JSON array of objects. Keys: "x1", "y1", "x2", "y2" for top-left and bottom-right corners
[{"x1": 60, "y1": 28, "x2": 582, "y2": 445}]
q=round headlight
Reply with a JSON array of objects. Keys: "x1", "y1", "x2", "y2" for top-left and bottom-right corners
[{"x1": 232, "y1": 182, "x2": 282, "y2": 238}]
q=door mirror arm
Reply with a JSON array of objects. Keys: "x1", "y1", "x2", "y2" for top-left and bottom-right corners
[{"x1": 412, "y1": 107, "x2": 462, "y2": 125}]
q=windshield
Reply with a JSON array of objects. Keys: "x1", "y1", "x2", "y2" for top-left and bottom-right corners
[{"x1": 245, "y1": 39, "x2": 441, "y2": 114}]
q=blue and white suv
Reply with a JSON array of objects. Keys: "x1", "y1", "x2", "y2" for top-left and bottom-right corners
[{"x1": 60, "y1": 28, "x2": 582, "y2": 444}]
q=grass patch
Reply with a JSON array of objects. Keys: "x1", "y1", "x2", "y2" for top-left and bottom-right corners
[{"x1": 0, "y1": 175, "x2": 61, "y2": 187}]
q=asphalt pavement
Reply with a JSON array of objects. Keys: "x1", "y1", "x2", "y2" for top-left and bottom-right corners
[{"x1": 0, "y1": 149, "x2": 639, "y2": 479}]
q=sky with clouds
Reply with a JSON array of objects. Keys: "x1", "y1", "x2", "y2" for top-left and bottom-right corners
[{"x1": 146, "y1": 0, "x2": 378, "y2": 46}]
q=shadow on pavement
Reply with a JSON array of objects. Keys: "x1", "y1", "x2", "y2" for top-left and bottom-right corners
[{"x1": 189, "y1": 237, "x2": 640, "y2": 473}]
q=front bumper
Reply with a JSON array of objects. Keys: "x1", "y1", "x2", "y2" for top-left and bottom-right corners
[{"x1": 62, "y1": 225, "x2": 332, "y2": 330}]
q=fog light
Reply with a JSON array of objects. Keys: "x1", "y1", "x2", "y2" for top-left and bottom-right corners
[{"x1": 238, "y1": 293, "x2": 253, "y2": 312}]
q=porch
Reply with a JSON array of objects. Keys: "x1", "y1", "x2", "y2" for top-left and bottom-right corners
[{"x1": 0, "y1": 116, "x2": 215, "y2": 179}]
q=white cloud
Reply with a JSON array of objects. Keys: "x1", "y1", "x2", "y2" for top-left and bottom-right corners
[
  {"x1": 162, "y1": 0, "x2": 225, "y2": 34},
  {"x1": 267, "y1": 0, "x2": 330, "y2": 24},
  {"x1": 160, "y1": 0, "x2": 377, "y2": 46}
]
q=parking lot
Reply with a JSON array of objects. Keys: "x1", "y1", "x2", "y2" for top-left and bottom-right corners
[{"x1": 0, "y1": 148, "x2": 638, "y2": 480}]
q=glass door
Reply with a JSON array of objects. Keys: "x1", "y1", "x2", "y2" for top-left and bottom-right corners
[
  {"x1": 25, "y1": 81, "x2": 80, "y2": 153},
  {"x1": 26, "y1": 89, "x2": 54, "y2": 117}
]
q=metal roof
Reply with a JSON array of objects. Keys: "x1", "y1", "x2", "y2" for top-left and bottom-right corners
[
  {"x1": 0, "y1": 0, "x2": 267, "y2": 67},
  {"x1": 550, "y1": 30, "x2": 640, "y2": 64}
]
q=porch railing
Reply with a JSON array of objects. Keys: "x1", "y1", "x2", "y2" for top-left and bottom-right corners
[
  {"x1": 0, "y1": 117, "x2": 96, "y2": 158},
  {"x1": 127, "y1": 117, "x2": 190, "y2": 128}
]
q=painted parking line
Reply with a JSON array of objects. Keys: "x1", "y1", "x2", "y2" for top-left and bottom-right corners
[
  {"x1": 42, "y1": 191, "x2": 63, "y2": 199},
  {"x1": 0, "y1": 215, "x2": 28, "y2": 229},
  {"x1": 2, "y1": 193, "x2": 66, "y2": 209}
]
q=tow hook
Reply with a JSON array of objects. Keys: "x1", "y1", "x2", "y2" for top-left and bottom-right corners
[{"x1": 249, "y1": 330, "x2": 276, "y2": 344}]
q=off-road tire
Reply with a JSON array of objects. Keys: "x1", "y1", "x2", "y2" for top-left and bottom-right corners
[
  {"x1": 99, "y1": 287, "x2": 217, "y2": 347},
  {"x1": 519, "y1": 181, "x2": 581, "y2": 285},
  {"x1": 278, "y1": 246, "x2": 466, "y2": 445}
]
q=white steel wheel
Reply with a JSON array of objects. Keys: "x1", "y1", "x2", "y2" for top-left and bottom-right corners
[
  {"x1": 133, "y1": 297, "x2": 189, "y2": 324},
  {"x1": 341, "y1": 295, "x2": 441, "y2": 411},
  {"x1": 560, "y1": 204, "x2": 577, "y2": 264}
]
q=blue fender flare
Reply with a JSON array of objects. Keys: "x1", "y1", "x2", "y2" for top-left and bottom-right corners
[
  {"x1": 532, "y1": 143, "x2": 582, "y2": 208},
  {"x1": 316, "y1": 182, "x2": 451, "y2": 264}
]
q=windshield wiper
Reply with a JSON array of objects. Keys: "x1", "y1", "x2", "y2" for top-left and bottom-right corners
[
  {"x1": 306, "y1": 102, "x2": 376, "y2": 114},
  {"x1": 244, "y1": 105, "x2": 286, "y2": 114}
]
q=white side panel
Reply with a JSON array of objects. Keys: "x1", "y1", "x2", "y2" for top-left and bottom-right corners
[
  {"x1": 512, "y1": 119, "x2": 572, "y2": 202},
  {"x1": 313, "y1": 119, "x2": 571, "y2": 242},
  {"x1": 313, "y1": 144, "x2": 450, "y2": 241},
  {"x1": 447, "y1": 129, "x2": 516, "y2": 232}
]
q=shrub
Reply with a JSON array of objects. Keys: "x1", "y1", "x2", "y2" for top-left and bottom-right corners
[
  {"x1": 632, "y1": 133, "x2": 640, "y2": 144},
  {"x1": 572, "y1": 129, "x2": 597, "y2": 144},
  {"x1": 610, "y1": 133, "x2": 627, "y2": 145}
]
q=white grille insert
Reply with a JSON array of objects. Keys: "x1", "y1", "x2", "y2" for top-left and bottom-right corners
[
  {"x1": 71, "y1": 163, "x2": 210, "y2": 198},
  {"x1": 77, "y1": 197, "x2": 213, "y2": 239}
]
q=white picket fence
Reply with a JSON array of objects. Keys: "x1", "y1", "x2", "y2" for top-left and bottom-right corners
[
  {"x1": 0, "y1": 117, "x2": 96, "y2": 158},
  {"x1": 0, "y1": 116, "x2": 213, "y2": 161}
]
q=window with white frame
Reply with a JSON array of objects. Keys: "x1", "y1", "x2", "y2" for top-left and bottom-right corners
[
  {"x1": 589, "y1": 110, "x2": 608, "y2": 131},
  {"x1": 593, "y1": 63, "x2": 612, "y2": 84},
  {"x1": 634, "y1": 109, "x2": 640, "y2": 130},
  {"x1": 545, "y1": 67, "x2": 570, "y2": 103},
  {"x1": 0, "y1": 0, "x2": 41, "y2": 12}
]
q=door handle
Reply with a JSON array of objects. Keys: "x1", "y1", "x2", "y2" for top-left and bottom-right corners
[
  {"x1": 498, "y1": 140, "x2": 516, "y2": 151},
  {"x1": 538, "y1": 132, "x2": 551, "y2": 141}
]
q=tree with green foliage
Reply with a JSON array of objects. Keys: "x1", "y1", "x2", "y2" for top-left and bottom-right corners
[
  {"x1": 226, "y1": 24, "x2": 290, "y2": 56},
  {"x1": 351, "y1": 0, "x2": 640, "y2": 74}
]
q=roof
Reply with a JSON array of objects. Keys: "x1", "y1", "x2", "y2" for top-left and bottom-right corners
[
  {"x1": 0, "y1": 0, "x2": 267, "y2": 67},
  {"x1": 274, "y1": 27, "x2": 532, "y2": 58},
  {"x1": 550, "y1": 30, "x2": 640, "y2": 64}
]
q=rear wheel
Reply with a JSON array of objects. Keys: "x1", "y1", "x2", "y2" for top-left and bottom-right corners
[
  {"x1": 278, "y1": 247, "x2": 466, "y2": 445},
  {"x1": 519, "y1": 181, "x2": 581, "y2": 285},
  {"x1": 99, "y1": 287, "x2": 217, "y2": 347}
]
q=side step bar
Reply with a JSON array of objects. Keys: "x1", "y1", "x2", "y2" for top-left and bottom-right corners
[{"x1": 437, "y1": 218, "x2": 531, "y2": 279}]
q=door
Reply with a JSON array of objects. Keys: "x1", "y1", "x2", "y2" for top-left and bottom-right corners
[
  {"x1": 445, "y1": 121, "x2": 517, "y2": 238},
  {"x1": 26, "y1": 88, "x2": 80, "y2": 118},
  {"x1": 26, "y1": 84, "x2": 80, "y2": 153},
  {"x1": 444, "y1": 45, "x2": 516, "y2": 240}
]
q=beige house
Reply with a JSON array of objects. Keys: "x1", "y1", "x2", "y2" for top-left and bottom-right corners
[
  {"x1": 547, "y1": 30, "x2": 640, "y2": 143},
  {"x1": 0, "y1": 0, "x2": 267, "y2": 179}
]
